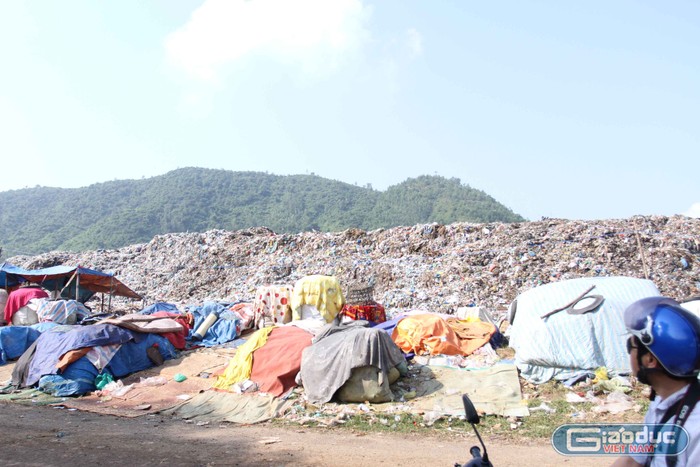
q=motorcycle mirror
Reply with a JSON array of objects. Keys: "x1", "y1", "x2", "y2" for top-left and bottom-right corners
[{"x1": 462, "y1": 394, "x2": 480, "y2": 424}]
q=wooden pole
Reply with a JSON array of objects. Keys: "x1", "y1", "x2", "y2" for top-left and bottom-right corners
[
  {"x1": 633, "y1": 219, "x2": 650, "y2": 280},
  {"x1": 541, "y1": 285, "x2": 597, "y2": 319}
]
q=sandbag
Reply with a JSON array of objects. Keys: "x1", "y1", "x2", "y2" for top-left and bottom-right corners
[
  {"x1": 11, "y1": 300, "x2": 42, "y2": 326},
  {"x1": 337, "y1": 365, "x2": 400, "y2": 403}
]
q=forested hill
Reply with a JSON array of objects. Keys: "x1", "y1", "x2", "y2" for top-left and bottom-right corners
[{"x1": 0, "y1": 168, "x2": 524, "y2": 258}]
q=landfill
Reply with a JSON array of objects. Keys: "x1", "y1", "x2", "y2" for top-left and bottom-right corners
[{"x1": 7, "y1": 215, "x2": 700, "y2": 317}]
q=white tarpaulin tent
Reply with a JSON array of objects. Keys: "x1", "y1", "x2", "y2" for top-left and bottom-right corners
[{"x1": 508, "y1": 276, "x2": 660, "y2": 384}]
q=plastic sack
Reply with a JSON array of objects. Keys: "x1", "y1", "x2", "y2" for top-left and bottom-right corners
[
  {"x1": 95, "y1": 372, "x2": 115, "y2": 390},
  {"x1": 139, "y1": 376, "x2": 168, "y2": 386}
]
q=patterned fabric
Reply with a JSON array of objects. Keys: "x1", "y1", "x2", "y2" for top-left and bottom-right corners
[
  {"x1": 291, "y1": 275, "x2": 345, "y2": 323},
  {"x1": 37, "y1": 300, "x2": 91, "y2": 325},
  {"x1": 253, "y1": 285, "x2": 293, "y2": 327},
  {"x1": 229, "y1": 302, "x2": 256, "y2": 331},
  {"x1": 86, "y1": 343, "x2": 122, "y2": 371},
  {"x1": 339, "y1": 302, "x2": 387, "y2": 324}
]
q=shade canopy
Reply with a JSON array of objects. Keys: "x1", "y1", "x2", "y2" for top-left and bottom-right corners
[
  {"x1": 0, "y1": 262, "x2": 141, "y2": 303},
  {"x1": 0, "y1": 262, "x2": 27, "y2": 288}
]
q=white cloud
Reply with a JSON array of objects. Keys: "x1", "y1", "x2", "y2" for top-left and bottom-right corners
[
  {"x1": 684, "y1": 202, "x2": 700, "y2": 218},
  {"x1": 165, "y1": 0, "x2": 372, "y2": 82},
  {"x1": 406, "y1": 28, "x2": 423, "y2": 58}
]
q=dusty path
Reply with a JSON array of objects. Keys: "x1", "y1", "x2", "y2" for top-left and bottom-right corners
[{"x1": 0, "y1": 402, "x2": 611, "y2": 467}]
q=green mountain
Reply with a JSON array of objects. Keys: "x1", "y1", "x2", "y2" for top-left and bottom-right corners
[{"x1": 0, "y1": 168, "x2": 525, "y2": 258}]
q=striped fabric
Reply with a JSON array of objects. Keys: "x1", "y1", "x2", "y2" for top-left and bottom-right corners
[
  {"x1": 36, "y1": 300, "x2": 91, "y2": 325},
  {"x1": 509, "y1": 276, "x2": 660, "y2": 384}
]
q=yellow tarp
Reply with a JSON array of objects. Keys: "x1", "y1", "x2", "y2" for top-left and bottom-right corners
[
  {"x1": 291, "y1": 275, "x2": 345, "y2": 323},
  {"x1": 212, "y1": 327, "x2": 274, "y2": 390}
]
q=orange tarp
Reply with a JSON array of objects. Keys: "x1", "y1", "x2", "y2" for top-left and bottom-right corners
[{"x1": 391, "y1": 314, "x2": 496, "y2": 356}]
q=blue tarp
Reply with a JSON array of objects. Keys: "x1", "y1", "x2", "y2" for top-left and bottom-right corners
[
  {"x1": 0, "y1": 326, "x2": 41, "y2": 365},
  {"x1": 30, "y1": 327, "x2": 177, "y2": 397},
  {"x1": 187, "y1": 302, "x2": 241, "y2": 347},
  {"x1": 37, "y1": 334, "x2": 177, "y2": 396},
  {"x1": 0, "y1": 262, "x2": 27, "y2": 288},
  {"x1": 140, "y1": 302, "x2": 180, "y2": 315},
  {"x1": 31, "y1": 322, "x2": 60, "y2": 333},
  {"x1": 38, "y1": 356, "x2": 98, "y2": 397},
  {"x1": 26, "y1": 324, "x2": 138, "y2": 387},
  {"x1": 106, "y1": 333, "x2": 177, "y2": 378}
]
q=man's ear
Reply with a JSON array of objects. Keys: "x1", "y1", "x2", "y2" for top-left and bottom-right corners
[{"x1": 642, "y1": 352, "x2": 660, "y2": 369}]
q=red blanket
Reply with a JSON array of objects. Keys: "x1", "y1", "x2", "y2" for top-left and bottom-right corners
[
  {"x1": 4, "y1": 287, "x2": 49, "y2": 323},
  {"x1": 151, "y1": 311, "x2": 192, "y2": 350}
]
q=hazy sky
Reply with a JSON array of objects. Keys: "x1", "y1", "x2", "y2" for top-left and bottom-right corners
[{"x1": 1, "y1": 1, "x2": 698, "y2": 221}]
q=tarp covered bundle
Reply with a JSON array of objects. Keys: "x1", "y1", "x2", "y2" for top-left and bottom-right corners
[
  {"x1": 249, "y1": 326, "x2": 313, "y2": 397},
  {"x1": 213, "y1": 327, "x2": 275, "y2": 390},
  {"x1": 508, "y1": 276, "x2": 661, "y2": 384},
  {"x1": 36, "y1": 300, "x2": 91, "y2": 325},
  {"x1": 299, "y1": 321, "x2": 406, "y2": 404},
  {"x1": 187, "y1": 302, "x2": 241, "y2": 347},
  {"x1": 8, "y1": 320, "x2": 179, "y2": 396},
  {"x1": 253, "y1": 285, "x2": 293, "y2": 327},
  {"x1": 0, "y1": 326, "x2": 41, "y2": 365},
  {"x1": 4, "y1": 287, "x2": 48, "y2": 324},
  {"x1": 392, "y1": 313, "x2": 496, "y2": 356}
]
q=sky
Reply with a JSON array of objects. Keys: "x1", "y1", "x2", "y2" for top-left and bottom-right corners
[{"x1": 1, "y1": 1, "x2": 698, "y2": 221}]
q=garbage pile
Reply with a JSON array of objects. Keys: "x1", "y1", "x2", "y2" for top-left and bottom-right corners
[{"x1": 9, "y1": 215, "x2": 700, "y2": 315}]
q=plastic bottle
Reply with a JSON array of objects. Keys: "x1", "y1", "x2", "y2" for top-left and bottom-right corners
[{"x1": 192, "y1": 310, "x2": 220, "y2": 340}]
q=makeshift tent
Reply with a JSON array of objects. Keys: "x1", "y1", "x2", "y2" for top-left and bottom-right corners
[
  {"x1": 508, "y1": 276, "x2": 660, "y2": 384},
  {"x1": 0, "y1": 263, "x2": 140, "y2": 303}
]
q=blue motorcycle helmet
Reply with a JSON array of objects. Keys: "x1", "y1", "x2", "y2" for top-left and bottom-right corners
[{"x1": 624, "y1": 296, "x2": 700, "y2": 378}]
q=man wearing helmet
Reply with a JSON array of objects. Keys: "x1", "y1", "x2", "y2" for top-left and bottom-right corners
[{"x1": 613, "y1": 297, "x2": 700, "y2": 467}]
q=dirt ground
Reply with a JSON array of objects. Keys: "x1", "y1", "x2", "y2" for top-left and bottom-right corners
[{"x1": 0, "y1": 401, "x2": 613, "y2": 467}]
